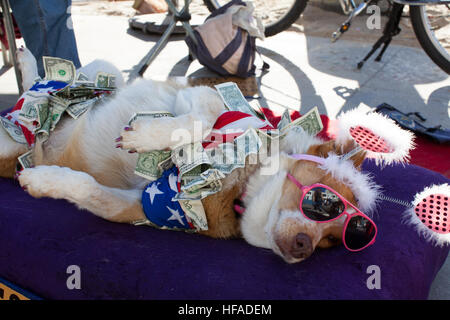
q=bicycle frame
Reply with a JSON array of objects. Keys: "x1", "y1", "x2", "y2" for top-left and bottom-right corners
[
  {"x1": 393, "y1": 0, "x2": 450, "y2": 4},
  {"x1": 333, "y1": 0, "x2": 449, "y2": 41},
  {"x1": 340, "y1": 0, "x2": 450, "y2": 13}
]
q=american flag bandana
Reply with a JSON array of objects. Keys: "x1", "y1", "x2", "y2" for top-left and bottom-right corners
[
  {"x1": 3, "y1": 80, "x2": 68, "y2": 146},
  {"x1": 142, "y1": 166, "x2": 195, "y2": 231}
]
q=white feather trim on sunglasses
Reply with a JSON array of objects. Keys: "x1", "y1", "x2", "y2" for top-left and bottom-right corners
[
  {"x1": 319, "y1": 154, "x2": 382, "y2": 215},
  {"x1": 336, "y1": 108, "x2": 415, "y2": 166},
  {"x1": 402, "y1": 183, "x2": 450, "y2": 247}
]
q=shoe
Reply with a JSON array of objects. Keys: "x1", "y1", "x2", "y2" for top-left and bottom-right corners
[
  {"x1": 374, "y1": 103, "x2": 450, "y2": 144},
  {"x1": 133, "y1": 0, "x2": 168, "y2": 14}
]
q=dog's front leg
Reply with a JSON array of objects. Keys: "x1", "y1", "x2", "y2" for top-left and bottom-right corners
[
  {"x1": 119, "y1": 85, "x2": 224, "y2": 153},
  {"x1": 119, "y1": 113, "x2": 213, "y2": 153},
  {"x1": 18, "y1": 165, "x2": 145, "y2": 223}
]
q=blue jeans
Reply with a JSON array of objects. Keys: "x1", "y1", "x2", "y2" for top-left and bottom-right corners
[{"x1": 10, "y1": 0, "x2": 81, "y2": 77}]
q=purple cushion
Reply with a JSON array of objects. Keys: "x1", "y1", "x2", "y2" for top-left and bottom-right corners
[{"x1": 0, "y1": 161, "x2": 448, "y2": 299}]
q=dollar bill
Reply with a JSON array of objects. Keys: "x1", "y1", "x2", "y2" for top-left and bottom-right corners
[
  {"x1": 175, "y1": 128, "x2": 262, "y2": 200},
  {"x1": 180, "y1": 168, "x2": 225, "y2": 194},
  {"x1": 74, "y1": 80, "x2": 96, "y2": 88},
  {"x1": 67, "y1": 97, "x2": 98, "y2": 119},
  {"x1": 171, "y1": 142, "x2": 212, "y2": 178},
  {"x1": 18, "y1": 100, "x2": 38, "y2": 122},
  {"x1": 207, "y1": 128, "x2": 262, "y2": 175},
  {"x1": 76, "y1": 72, "x2": 89, "y2": 82},
  {"x1": 18, "y1": 94, "x2": 50, "y2": 130},
  {"x1": 178, "y1": 199, "x2": 209, "y2": 231},
  {"x1": 95, "y1": 72, "x2": 116, "y2": 89},
  {"x1": 131, "y1": 111, "x2": 176, "y2": 181},
  {"x1": 0, "y1": 117, "x2": 27, "y2": 144},
  {"x1": 18, "y1": 150, "x2": 34, "y2": 169},
  {"x1": 280, "y1": 106, "x2": 323, "y2": 137},
  {"x1": 48, "y1": 95, "x2": 70, "y2": 131},
  {"x1": 157, "y1": 155, "x2": 175, "y2": 172},
  {"x1": 215, "y1": 82, "x2": 262, "y2": 119},
  {"x1": 43, "y1": 56, "x2": 76, "y2": 84},
  {"x1": 128, "y1": 111, "x2": 174, "y2": 126},
  {"x1": 277, "y1": 108, "x2": 291, "y2": 132},
  {"x1": 36, "y1": 116, "x2": 51, "y2": 141},
  {"x1": 73, "y1": 72, "x2": 96, "y2": 87},
  {"x1": 172, "y1": 185, "x2": 220, "y2": 201},
  {"x1": 134, "y1": 150, "x2": 172, "y2": 181},
  {"x1": 64, "y1": 95, "x2": 90, "y2": 106}
]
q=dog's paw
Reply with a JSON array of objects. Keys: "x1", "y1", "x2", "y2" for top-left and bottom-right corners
[
  {"x1": 18, "y1": 165, "x2": 95, "y2": 200},
  {"x1": 16, "y1": 46, "x2": 39, "y2": 91},
  {"x1": 117, "y1": 120, "x2": 171, "y2": 153},
  {"x1": 18, "y1": 166, "x2": 54, "y2": 198}
]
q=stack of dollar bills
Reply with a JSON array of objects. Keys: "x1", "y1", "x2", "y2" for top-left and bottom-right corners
[
  {"x1": 0, "y1": 56, "x2": 117, "y2": 169},
  {"x1": 131, "y1": 82, "x2": 323, "y2": 230}
]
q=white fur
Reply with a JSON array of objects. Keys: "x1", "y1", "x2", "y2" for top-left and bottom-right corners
[
  {"x1": 77, "y1": 59, "x2": 125, "y2": 88},
  {"x1": 0, "y1": 125, "x2": 28, "y2": 157},
  {"x1": 241, "y1": 167, "x2": 288, "y2": 249},
  {"x1": 320, "y1": 154, "x2": 382, "y2": 215},
  {"x1": 280, "y1": 127, "x2": 323, "y2": 155},
  {"x1": 19, "y1": 165, "x2": 142, "y2": 219},
  {"x1": 336, "y1": 108, "x2": 415, "y2": 166},
  {"x1": 16, "y1": 46, "x2": 39, "y2": 91},
  {"x1": 402, "y1": 183, "x2": 450, "y2": 247}
]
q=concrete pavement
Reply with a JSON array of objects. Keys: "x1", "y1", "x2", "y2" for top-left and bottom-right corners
[{"x1": 0, "y1": 12, "x2": 448, "y2": 299}]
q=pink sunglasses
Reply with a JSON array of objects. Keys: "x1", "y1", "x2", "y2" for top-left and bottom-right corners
[{"x1": 287, "y1": 154, "x2": 377, "y2": 252}]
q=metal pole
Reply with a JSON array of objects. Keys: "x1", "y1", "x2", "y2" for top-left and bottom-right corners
[
  {"x1": 1, "y1": 0, "x2": 23, "y2": 95},
  {"x1": 132, "y1": 0, "x2": 198, "y2": 79},
  {"x1": 137, "y1": 19, "x2": 177, "y2": 77}
]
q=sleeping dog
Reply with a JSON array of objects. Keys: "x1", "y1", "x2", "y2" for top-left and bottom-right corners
[{"x1": 0, "y1": 48, "x2": 385, "y2": 263}]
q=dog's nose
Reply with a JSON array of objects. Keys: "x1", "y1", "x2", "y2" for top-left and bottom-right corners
[{"x1": 291, "y1": 233, "x2": 313, "y2": 259}]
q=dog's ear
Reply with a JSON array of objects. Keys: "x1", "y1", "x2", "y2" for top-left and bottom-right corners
[{"x1": 307, "y1": 139, "x2": 366, "y2": 168}]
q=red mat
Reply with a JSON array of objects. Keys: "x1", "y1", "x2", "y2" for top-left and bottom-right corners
[{"x1": 262, "y1": 109, "x2": 450, "y2": 179}]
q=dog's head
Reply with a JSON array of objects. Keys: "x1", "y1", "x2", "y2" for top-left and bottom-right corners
[
  {"x1": 240, "y1": 133, "x2": 381, "y2": 263},
  {"x1": 240, "y1": 108, "x2": 416, "y2": 263}
]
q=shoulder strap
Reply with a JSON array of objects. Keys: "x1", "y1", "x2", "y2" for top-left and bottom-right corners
[{"x1": 214, "y1": 28, "x2": 243, "y2": 66}]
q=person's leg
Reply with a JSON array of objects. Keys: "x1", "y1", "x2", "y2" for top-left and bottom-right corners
[
  {"x1": 41, "y1": 0, "x2": 81, "y2": 69},
  {"x1": 10, "y1": 0, "x2": 80, "y2": 77},
  {"x1": 9, "y1": 0, "x2": 44, "y2": 74}
]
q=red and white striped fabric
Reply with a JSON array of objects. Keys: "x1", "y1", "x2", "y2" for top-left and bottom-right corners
[{"x1": 202, "y1": 111, "x2": 274, "y2": 149}]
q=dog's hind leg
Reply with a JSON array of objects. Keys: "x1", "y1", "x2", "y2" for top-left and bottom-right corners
[
  {"x1": 16, "y1": 47, "x2": 39, "y2": 92},
  {"x1": 18, "y1": 165, "x2": 146, "y2": 223},
  {"x1": 0, "y1": 128, "x2": 28, "y2": 178}
]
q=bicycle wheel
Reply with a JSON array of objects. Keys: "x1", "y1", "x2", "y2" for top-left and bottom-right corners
[
  {"x1": 203, "y1": 0, "x2": 308, "y2": 37},
  {"x1": 410, "y1": 4, "x2": 450, "y2": 74}
]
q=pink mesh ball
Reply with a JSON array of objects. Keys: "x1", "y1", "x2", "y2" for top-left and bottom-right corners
[{"x1": 414, "y1": 194, "x2": 449, "y2": 234}]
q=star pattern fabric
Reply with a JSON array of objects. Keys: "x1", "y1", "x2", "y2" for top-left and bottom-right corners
[{"x1": 141, "y1": 166, "x2": 194, "y2": 230}]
